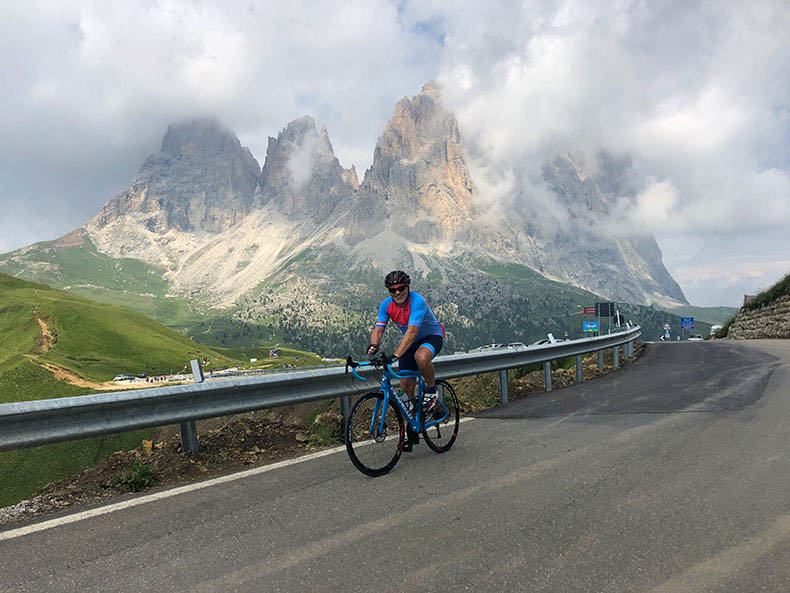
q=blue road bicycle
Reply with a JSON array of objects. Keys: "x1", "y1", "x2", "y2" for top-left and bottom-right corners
[{"x1": 344, "y1": 353, "x2": 460, "y2": 476}]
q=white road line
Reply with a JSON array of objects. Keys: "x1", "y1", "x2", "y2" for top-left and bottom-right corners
[{"x1": 0, "y1": 416, "x2": 476, "y2": 541}]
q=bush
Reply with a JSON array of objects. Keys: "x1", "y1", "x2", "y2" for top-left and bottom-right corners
[
  {"x1": 715, "y1": 317, "x2": 733, "y2": 338},
  {"x1": 112, "y1": 460, "x2": 157, "y2": 492},
  {"x1": 309, "y1": 412, "x2": 344, "y2": 446},
  {"x1": 743, "y1": 273, "x2": 790, "y2": 311}
]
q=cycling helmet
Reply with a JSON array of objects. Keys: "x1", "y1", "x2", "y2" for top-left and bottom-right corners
[{"x1": 384, "y1": 270, "x2": 411, "y2": 288}]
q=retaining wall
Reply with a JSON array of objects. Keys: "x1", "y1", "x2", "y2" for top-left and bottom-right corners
[{"x1": 728, "y1": 294, "x2": 790, "y2": 339}]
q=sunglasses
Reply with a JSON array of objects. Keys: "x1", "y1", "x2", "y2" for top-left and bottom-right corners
[{"x1": 388, "y1": 285, "x2": 408, "y2": 294}]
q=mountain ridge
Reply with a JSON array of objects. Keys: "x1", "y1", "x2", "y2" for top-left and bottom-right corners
[{"x1": 1, "y1": 81, "x2": 690, "y2": 353}]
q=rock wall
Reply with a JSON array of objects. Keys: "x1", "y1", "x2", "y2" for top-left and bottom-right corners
[{"x1": 728, "y1": 294, "x2": 790, "y2": 339}]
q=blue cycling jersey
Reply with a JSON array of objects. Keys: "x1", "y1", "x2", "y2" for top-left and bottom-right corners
[{"x1": 376, "y1": 291, "x2": 444, "y2": 340}]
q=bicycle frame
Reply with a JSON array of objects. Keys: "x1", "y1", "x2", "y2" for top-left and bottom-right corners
[{"x1": 348, "y1": 360, "x2": 450, "y2": 435}]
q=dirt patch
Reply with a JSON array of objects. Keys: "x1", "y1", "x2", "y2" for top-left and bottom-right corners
[
  {"x1": 0, "y1": 344, "x2": 642, "y2": 526},
  {"x1": 32, "y1": 359, "x2": 108, "y2": 389},
  {"x1": 25, "y1": 357, "x2": 146, "y2": 391},
  {"x1": 32, "y1": 307, "x2": 55, "y2": 352}
]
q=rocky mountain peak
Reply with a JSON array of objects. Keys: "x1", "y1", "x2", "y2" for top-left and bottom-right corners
[
  {"x1": 257, "y1": 116, "x2": 356, "y2": 223},
  {"x1": 160, "y1": 118, "x2": 243, "y2": 159},
  {"x1": 354, "y1": 80, "x2": 475, "y2": 244},
  {"x1": 89, "y1": 118, "x2": 260, "y2": 235}
]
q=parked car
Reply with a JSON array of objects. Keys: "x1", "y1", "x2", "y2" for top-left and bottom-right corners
[
  {"x1": 113, "y1": 374, "x2": 135, "y2": 381},
  {"x1": 506, "y1": 342, "x2": 526, "y2": 349},
  {"x1": 530, "y1": 338, "x2": 550, "y2": 346},
  {"x1": 137, "y1": 372, "x2": 147, "y2": 378},
  {"x1": 687, "y1": 334, "x2": 704, "y2": 341},
  {"x1": 468, "y1": 343, "x2": 505, "y2": 353}
]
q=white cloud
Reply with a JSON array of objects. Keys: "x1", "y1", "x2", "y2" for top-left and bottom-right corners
[
  {"x1": 628, "y1": 180, "x2": 680, "y2": 229},
  {"x1": 0, "y1": 0, "x2": 787, "y2": 306},
  {"x1": 432, "y1": 0, "x2": 789, "y2": 236},
  {"x1": 0, "y1": 0, "x2": 441, "y2": 251}
]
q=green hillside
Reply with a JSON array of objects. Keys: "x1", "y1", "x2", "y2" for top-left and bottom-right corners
[
  {"x1": 658, "y1": 303, "x2": 738, "y2": 326},
  {"x1": 0, "y1": 234, "x2": 205, "y2": 326},
  {"x1": 0, "y1": 272, "x2": 235, "y2": 394},
  {"x1": 0, "y1": 273, "x2": 236, "y2": 508}
]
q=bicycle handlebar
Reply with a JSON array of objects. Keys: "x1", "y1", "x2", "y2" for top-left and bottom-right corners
[{"x1": 344, "y1": 354, "x2": 411, "y2": 381}]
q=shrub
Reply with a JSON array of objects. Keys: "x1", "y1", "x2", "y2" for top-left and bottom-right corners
[
  {"x1": 309, "y1": 412, "x2": 344, "y2": 446},
  {"x1": 743, "y1": 273, "x2": 790, "y2": 311},
  {"x1": 715, "y1": 317, "x2": 733, "y2": 338},
  {"x1": 112, "y1": 460, "x2": 158, "y2": 492}
]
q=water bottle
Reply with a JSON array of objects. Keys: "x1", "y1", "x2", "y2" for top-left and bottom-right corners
[{"x1": 395, "y1": 389, "x2": 411, "y2": 411}]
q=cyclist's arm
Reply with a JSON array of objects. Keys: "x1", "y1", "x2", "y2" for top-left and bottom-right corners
[
  {"x1": 368, "y1": 326, "x2": 385, "y2": 354},
  {"x1": 393, "y1": 325, "x2": 419, "y2": 358},
  {"x1": 369, "y1": 300, "x2": 390, "y2": 354}
]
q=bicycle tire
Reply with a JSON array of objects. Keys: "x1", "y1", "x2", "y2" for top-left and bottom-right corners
[
  {"x1": 421, "y1": 380, "x2": 460, "y2": 453},
  {"x1": 345, "y1": 391, "x2": 405, "y2": 477}
]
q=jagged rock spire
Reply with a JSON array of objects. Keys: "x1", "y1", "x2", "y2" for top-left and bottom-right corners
[
  {"x1": 92, "y1": 118, "x2": 260, "y2": 233},
  {"x1": 257, "y1": 116, "x2": 357, "y2": 223}
]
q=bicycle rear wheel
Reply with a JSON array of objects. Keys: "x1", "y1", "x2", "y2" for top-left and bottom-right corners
[
  {"x1": 422, "y1": 380, "x2": 460, "y2": 453},
  {"x1": 345, "y1": 391, "x2": 405, "y2": 477}
]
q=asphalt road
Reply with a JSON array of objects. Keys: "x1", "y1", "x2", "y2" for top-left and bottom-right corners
[{"x1": 2, "y1": 340, "x2": 788, "y2": 592}]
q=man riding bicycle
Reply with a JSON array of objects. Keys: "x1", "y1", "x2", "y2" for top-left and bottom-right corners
[{"x1": 367, "y1": 270, "x2": 444, "y2": 451}]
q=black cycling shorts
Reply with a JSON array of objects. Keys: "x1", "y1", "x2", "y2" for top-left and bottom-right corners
[{"x1": 398, "y1": 335, "x2": 443, "y2": 371}]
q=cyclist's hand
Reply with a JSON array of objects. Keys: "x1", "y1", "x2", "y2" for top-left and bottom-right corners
[
  {"x1": 366, "y1": 343, "x2": 379, "y2": 356},
  {"x1": 382, "y1": 353, "x2": 398, "y2": 366}
]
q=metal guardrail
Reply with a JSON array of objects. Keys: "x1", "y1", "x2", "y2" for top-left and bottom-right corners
[{"x1": 0, "y1": 327, "x2": 639, "y2": 452}]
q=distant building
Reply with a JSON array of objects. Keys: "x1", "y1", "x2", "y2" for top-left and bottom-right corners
[{"x1": 744, "y1": 294, "x2": 757, "y2": 306}]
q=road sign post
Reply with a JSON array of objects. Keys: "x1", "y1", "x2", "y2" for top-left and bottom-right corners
[{"x1": 681, "y1": 317, "x2": 694, "y2": 340}]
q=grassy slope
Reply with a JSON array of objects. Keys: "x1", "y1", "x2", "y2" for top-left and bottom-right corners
[
  {"x1": 0, "y1": 236, "x2": 284, "y2": 346},
  {"x1": 0, "y1": 273, "x2": 237, "y2": 507},
  {"x1": 658, "y1": 304, "x2": 738, "y2": 326},
  {"x1": 0, "y1": 236, "x2": 204, "y2": 325},
  {"x1": 743, "y1": 273, "x2": 790, "y2": 310}
]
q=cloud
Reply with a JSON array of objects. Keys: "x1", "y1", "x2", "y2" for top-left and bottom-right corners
[
  {"x1": 0, "y1": 0, "x2": 442, "y2": 251},
  {"x1": 286, "y1": 129, "x2": 320, "y2": 191},
  {"x1": 428, "y1": 0, "x2": 789, "y2": 237},
  {"x1": 0, "y1": 0, "x2": 787, "y2": 306},
  {"x1": 626, "y1": 180, "x2": 680, "y2": 229}
]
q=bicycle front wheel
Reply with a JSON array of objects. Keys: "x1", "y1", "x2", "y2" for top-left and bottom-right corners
[
  {"x1": 422, "y1": 380, "x2": 460, "y2": 453},
  {"x1": 345, "y1": 391, "x2": 405, "y2": 477}
]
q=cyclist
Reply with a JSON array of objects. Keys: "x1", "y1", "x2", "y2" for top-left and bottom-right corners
[{"x1": 367, "y1": 270, "x2": 444, "y2": 451}]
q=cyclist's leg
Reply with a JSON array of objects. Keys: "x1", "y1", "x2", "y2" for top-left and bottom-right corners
[
  {"x1": 398, "y1": 344, "x2": 419, "y2": 399},
  {"x1": 415, "y1": 335, "x2": 443, "y2": 392},
  {"x1": 415, "y1": 347, "x2": 435, "y2": 389},
  {"x1": 397, "y1": 345, "x2": 421, "y2": 450}
]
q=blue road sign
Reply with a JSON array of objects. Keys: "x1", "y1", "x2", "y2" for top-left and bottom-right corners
[
  {"x1": 583, "y1": 321, "x2": 599, "y2": 333},
  {"x1": 681, "y1": 317, "x2": 695, "y2": 330}
]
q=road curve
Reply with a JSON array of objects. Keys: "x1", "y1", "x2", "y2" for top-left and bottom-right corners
[{"x1": 1, "y1": 340, "x2": 788, "y2": 593}]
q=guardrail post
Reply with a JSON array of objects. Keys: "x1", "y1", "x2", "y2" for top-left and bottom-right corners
[
  {"x1": 613, "y1": 347, "x2": 620, "y2": 369},
  {"x1": 499, "y1": 369, "x2": 509, "y2": 404},
  {"x1": 180, "y1": 359, "x2": 203, "y2": 453},
  {"x1": 544, "y1": 362, "x2": 552, "y2": 392},
  {"x1": 597, "y1": 350, "x2": 604, "y2": 372},
  {"x1": 575, "y1": 355, "x2": 583, "y2": 383},
  {"x1": 339, "y1": 395, "x2": 351, "y2": 426}
]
